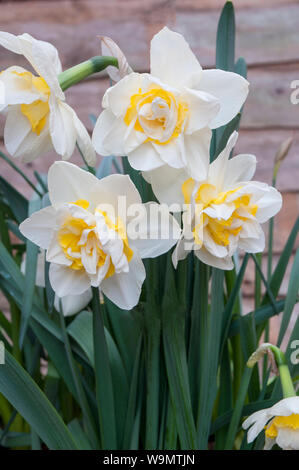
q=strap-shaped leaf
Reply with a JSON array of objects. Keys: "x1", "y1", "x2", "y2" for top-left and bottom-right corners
[{"x1": 0, "y1": 351, "x2": 77, "y2": 449}]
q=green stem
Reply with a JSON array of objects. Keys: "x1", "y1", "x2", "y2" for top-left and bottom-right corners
[
  {"x1": 269, "y1": 345, "x2": 296, "y2": 398},
  {"x1": 58, "y1": 56, "x2": 118, "y2": 92}
]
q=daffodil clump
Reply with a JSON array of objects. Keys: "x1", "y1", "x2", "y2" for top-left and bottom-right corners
[{"x1": 0, "y1": 1, "x2": 297, "y2": 452}]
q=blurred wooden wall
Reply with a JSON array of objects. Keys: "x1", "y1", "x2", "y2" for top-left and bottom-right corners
[{"x1": 0, "y1": 0, "x2": 298, "y2": 326}]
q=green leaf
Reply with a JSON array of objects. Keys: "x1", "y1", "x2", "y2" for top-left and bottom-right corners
[
  {"x1": 277, "y1": 248, "x2": 299, "y2": 346},
  {"x1": 0, "y1": 175, "x2": 28, "y2": 223},
  {"x1": 19, "y1": 198, "x2": 41, "y2": 348},
  {"x1": 229, "y1": 299, "x2": 285, "y2": 337},
  {"x1": 0, "y1": 150, "x2": 42, "y2": 198},
  {"x1": 68, "y1": 309, "x2": 129, "y2": 446},
  {"x1": 0, "y1": 350, "x2": 78, "y2": 449},
  {"x1": 265, "y1": 216, "x2": 299, "y2": 302},
  {"x1": 162, "y1": 263, "x2": 197, "y2": 450},
  {"x1": 197, "y1": 268, "x2": 224, "y2": 449},
  {"x1": 68, "y1": 419, "x2": 92, "y2": 450},
  {"x1": 122, "y1": 335, "x2": 143, "y2": 449},
  {"x1": 216, "y1": 1, "x2": 235, "y2": 72},
  {"x1": 234, "y1": 57, "x2": 247, "y2": 79},
  {"x1": 92, "y1": 288, "x2": 117, "y2": 449},
  {"x1": 214, "y1": 113, "x2": 241, "y2": 159}
]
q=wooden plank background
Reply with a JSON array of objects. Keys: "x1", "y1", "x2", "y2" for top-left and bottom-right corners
[{"x1": 0, "y1": 0, "x2": 298, "y2": 332}]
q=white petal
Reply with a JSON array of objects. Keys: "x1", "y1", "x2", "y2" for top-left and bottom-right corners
[
  {"x1": 204, "y1": 203, "x2": 235, "y2": 221},
  {"x1": 255, "y1": 186, "x2": 282, "y2": 223},
  {"x1": 276, "y1": 428, "x2": 299, "y2": 450},
  {"x1": 4, "y1": 106, "x2": 52, "y2": 162},
  {"x1": 184, "y1": 128, "x2": 211, "y2": 181},
  {"x1": 92, "y1": 109, "x2": 122, "y2": 156},
  {"x1": 102, "y1": 72, "x2": 142, "y2": 117},
  {"x1": 128, "y1": 202, "x2": 181, "y2": 258},
  {"x1": 35, "y1": 251, "x2": 46, "y2": 287},
  {"x1": 0, "y1": 31, "x2": 23, "y2": 54},
  {"x1": 172, "y1": 236, "x2": 190, "y2": 268},
  {"x1": 223, "y1": 154, "x2": 257, "y2": 189},
  {"x1": 269, "y1": 397, "x2": 299, "y2": 417},
  {"x1": 49, "y1": 263, "x2": 90, "y2": 297},
  {"x1": 195, "y1": 246, "x2": 234, "y2": 270},
  {"x1": 182, "y1": 88, "x2": 220, "y2": 133},
  {"x1": 48, "y1": 161, "x2": 98, "y2": 206},
  {"x1": 49, "y1": 99, "x2": 77, "y2": 160},
  {"x1": 238, "y1": 223, "x2": 265, "y2": 253},
  {"x1": 54, "y1": 288, "x2": 92, "y2": 316},
  {"x1": 0, "y1": 32, "x2": 63, "y2": 99},
  {"x1": 0, "y1": 66, "x2": 45, "y2": 106},
  {"x1": 100, "y1": 252, "x2": 146, "y2": 310},
  {"x1": 71, "y1": 107, "x2": 96, "y2": 166},
  {"x1": 92, "y1": 109, "x2": 145, "y2": 157},
  {"x1": 198, "y1": 69, "x2": 249, "y2": 128},
  {"x1": 46, "y1": 236, "x2": 72, "y2": 266},
  {"x1": 153, "y1": 137, "x2": 185, "y2": 169},
  {"x1": 19, "y1": 206, "x2": 58, "y2": 249},
  {"x1": 128, "y1": 141, "x2": 164, "y2": 171},
  {"x1": 208, "y1": 131, "x2": 239, "y2": 189},
  {"x1": 150, "y1": 27, "x2": 202, "y2": 88},
  {"x1": 100, "y1": 36, "x2": 133, "y2": 83},
  {"x1": 264, "y1": 437, "x2": 276, "y2": 450},
  {"x1": 91, "y1": 173, "x2": 142, "y2": 219},
  {"x1": 143, "y1": 165, "x2": 189, "y2": 208}
]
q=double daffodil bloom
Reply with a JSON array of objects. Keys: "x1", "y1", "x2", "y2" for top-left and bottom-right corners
[
  {"x1": 21, "y1": 251, "x2": 92, "y2": 316},
  {"x1": 0, "y1": 32, "x2": 95, "y2": 164},
  {"x1": 92, "y1": 27, "x2": 249, "y2": 181},
  {"x1": 243, "y1": 397, "x2": 299, "y2": 450},
  {"x1": 19, "y1": 161, "x2": 180, "y2": 309},
  {"x1": 147, "y1": 131, "x2": 282, "y2": 270}
]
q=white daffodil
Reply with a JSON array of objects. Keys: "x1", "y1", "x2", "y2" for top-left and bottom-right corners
[
  {"x1": 100, "y1": 36, "x2": 133, "y2": 83},
  {"x1": 21, "y1": 251, "x2": 92, "y2": 316},
  {"x1": 0, "y1": 32, "x2": 95, "y2": 164},
  {"x1": 92, "y1": 26, "x2": 248, "y2": 181},
  {"x1": 149, "y1": 131, "x2": 282, "y2": 270},
  {"x1": 243, "y1": 396, "x2": 299, "y2": 450},
  {"x1": 19, "y1": 161, "x2": 180, "y2": 310}
]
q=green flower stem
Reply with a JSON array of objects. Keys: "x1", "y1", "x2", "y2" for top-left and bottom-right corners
[
  {"x1": 269, "y1": 345, "x2": 296, "y2": 398},
  {"x1": 248, "y1": 344, "x2": 296, "y2": 398},
  {"x1": 58, "y1": 56, "x2": 118, "y2": 92}
]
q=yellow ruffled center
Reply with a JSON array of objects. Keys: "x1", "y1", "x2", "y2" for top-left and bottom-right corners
[
  {"x1": 13, "y1": 71, "x2": 51, "y2": 135},
  {"x1": 182, "y1": 179, "x2": 258, "y2": 247},
  {"x1": 265, "y1": 414, "x2": 299, "y2": 439},
  {"x1": 124, "y1": 86, "x2": 188, "y2": 145},
  {"x1": 58, "y1": 199, "x2": 133, "y2": 277}
]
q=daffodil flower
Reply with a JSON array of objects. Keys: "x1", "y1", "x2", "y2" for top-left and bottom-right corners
[
  {"x1": 147, "y1": 131, "x2": 282, "y2": 270},
  {"x1": 21, "y1": 251, "x2": 92, "y2": 316},
  {"x1": 0, "y1": 32, "x2": 96, "y2": 165},
  {"x1": 243, "y1": 397, "x2": 299, "y2": 450},
  {"x1": 19, "y1": 161, "x2": 180, "y2": 309},
  {"x1": 92, "y1": 27, "x2": 249, "y2": 181}
]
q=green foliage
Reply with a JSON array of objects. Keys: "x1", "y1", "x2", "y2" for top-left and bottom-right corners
[{"x1": 0, "y1": 1, "x2": 297, "y2": 451}]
